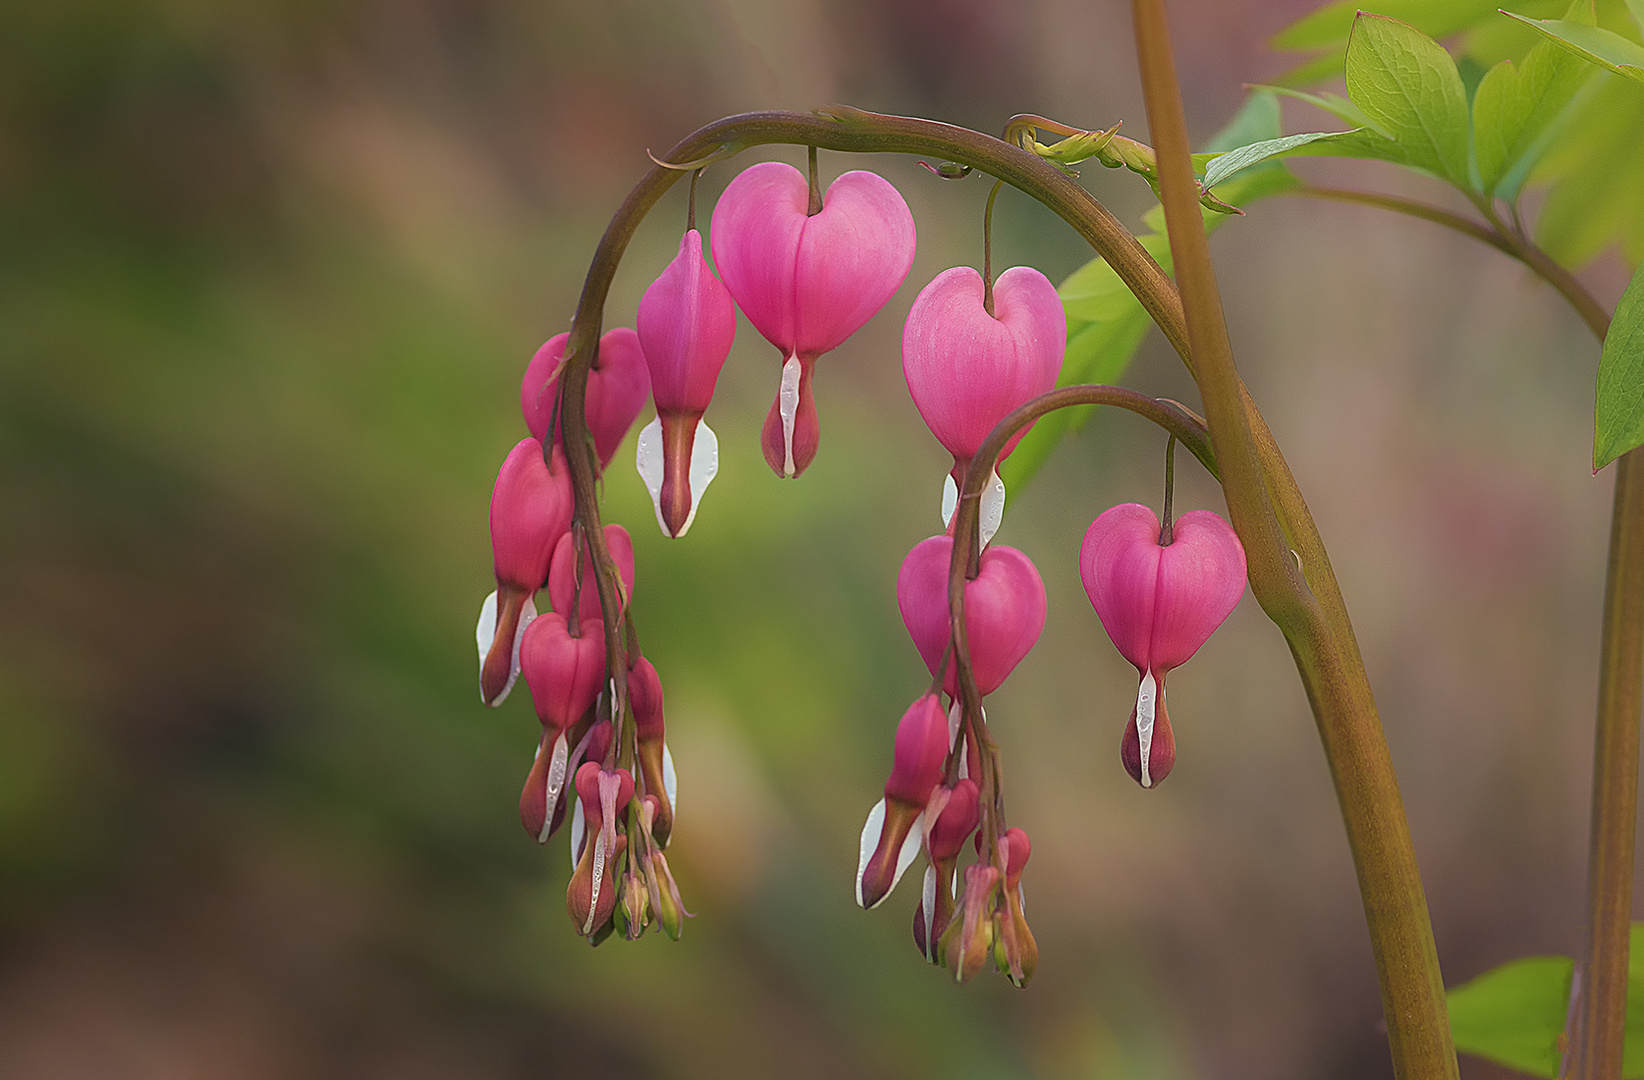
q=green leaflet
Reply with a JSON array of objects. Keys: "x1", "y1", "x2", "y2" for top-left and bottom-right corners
[
  {"x1": 1472, "y1": 27, "x2": 1596, "y2": 199},
  {"x1": 1199, "y1": 129, "x2": 1361, "y2": 189},
  {"x1": 1505, "y1": 12, "x2": 1644, "y2": 81},
  {"x1": 1344, "y1": 13, "x2": 1475, "y2": 186},
  {"x1": 1595, "y1": 260, "x2": 1644, "y2": 469},
  {"x1": 1446, "y1": 924, "x2": 1644, "y2": 1076}
]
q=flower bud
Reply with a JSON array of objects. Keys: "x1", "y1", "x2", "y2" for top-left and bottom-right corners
[
  {"x1": 940, "y1": 863, "x2": 999, "y2": 983},
  {"x1": 628, "y1": 655, "x2": 675, "y2": 847},
  {"x1": 995, "y1": 826, "x2": 1038, "y2": 987},
  {"x1": 857, "y1": 694, "x2": 950, "y2": 910},
  {"x1": 479, "y1": 438, "x2": 573, "y2": 705},
  {"x1": 1080, "y1": 504, "x2": 1245, "y2": 788},
  {"x1": 520, "y1": 612, "x2": 606, "y2": 732},
  {"x1": 636, "y1": 228, "x2": 736, "y2": 538},
  {"x1": 547, "y1": 525, "x2": 636, "y2": 627},
  {"x1": 521, "y1": 328, "x2": 651, "y2": 470},
  {"x1": 913, "y1": 779, "x2": 979, "y2": 962},
  {"x1": 897, "y1": 536, "x2": 1046, "y2": 698},
  {"x1": 709, "y1": 161, "x2": 916, "y2": 478},
  {"x1": 566, "y1": 762, "x2": 635, "y2": 937}
]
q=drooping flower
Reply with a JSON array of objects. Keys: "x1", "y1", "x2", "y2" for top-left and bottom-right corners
[
  {"x1": 546, "y1": 524, "x2": 636, "y2": 627},
  {"x1": 709, "y1": 161, "x2": 916, "y2": 478},
  {"x1": 516, "y1": 611, "x2": 606, "y2": 840},
  {"x1": 521, "y1": 328, "x2": 652, "y2": 470},
  {"x1": 635, "y1": 228, "x2": 737, "y2": 538},
  {"x1": 567, "y1": 761, "x2": 634, "y2": 937},
  {"x1": 627, "y1": 655, "x2": 677, "y2": 848},
  {"x1": 1079, "y1": 504, "x2": 1246, "y2": 788},
  {"x1": 897, "y1": 535, "x2": 1047, "y2": 698},
  {"x1": 902, "y1": 265, "x2": 1065, "y2": 543},
  {"x1": 913, "y1": 777, "x2": 979, "y2": 963},
  {"x1": 477, "y1": 438, "x2": 574, "y2": 706},
  {"x1": 991, "y1": 826, "x2": 1037, "y2": 986},
  {"x1": 856, "y1": 693, "x2": 950, "y2": 910}
]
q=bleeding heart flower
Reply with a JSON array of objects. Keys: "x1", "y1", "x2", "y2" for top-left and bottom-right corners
[
  {"x1": 709, "y1": 161, "x2": 916, "y2": 478},
  {"x1": 897, "y1": 535, "x2": 1047, "y2": 698},
  {"x1": 902, "y1": 264, "x2": 1065, "y2": 497},
  {"x1": 913, "y1": 777, "x2": 979, "y2": 963},
  {"x1": 478, "y1": 438, "x2": 574, "y2": 706},
  {"x1": 635, "y1": 228, "x2": 738, "y2": 538},
  {"x1": 567, "y1": 761, "x2": 635, "y2": 937},
  {"x1": 992, "y1": 826, "x2": 1037, "y2": 986},
  {"x1": 547, "y1": 524, "x2": 636, "y2": 627},
  {"x1": 1079, "y1": 504, "x2": 1246, "y2": 788},
  {"x1": 521, "y1": 328, "x2": 652, "y2": 470},
  {"x1": 627, "y1": 655, "x2": 677, "y2": 848},
  {"x1": 856, "y1": 693, "x2": 950, "y2": 910}
]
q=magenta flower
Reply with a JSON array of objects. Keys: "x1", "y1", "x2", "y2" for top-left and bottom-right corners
[
  {"x1": 913, "y1": 777, "x2": 979, "y2": 962},
  {"x1": 516, "y1": 611, "x2": 606, "y2": 841},
  {"x1": 856, "y1": 693, "x2": 950, "y2": 910},
  {"x1": 627, "y1": 654, "x2": 677, "y2": 848},
  {"x1": 521, "y1": 328, "x2": 651, "y2": 470},
  {"x1": 546, "y1": 524, "x2": 636, "y2": 627},
  {"x1": 709, "y1": 161, "x2": 916, "y2": 478},
  {"x1": 1079, "y1": 504, "x2": 1247, "y2": 788},
  {"x1": 567, "y1": 761, "x2": 634, "y2": 936},
  {"x1": 897, "y1": 535, "x2": 1047, "y2": 698},
  {"x1": 902, "y1": 264, "x2": 1065, "y2": 471},
  {"x1": 477, "y1": 438, "x2": 574, "y2": 706},
  {"x1": 635, "y1": 228, "x2": 737, "y2": 538}
]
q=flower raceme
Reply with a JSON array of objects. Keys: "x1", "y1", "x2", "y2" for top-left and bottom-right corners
[
  {"x1": 1079, "y1": 504, "x2": 1247, "y2": 788},
  {"x1": 521, "y1": 328, "x2": 651, "y2": 470},
  {"x1": 902, "y1": 264, "x2": 1065, "y2": 542},
  {"x1": 635, "y1": 228, "x2": 737, "y2": 538},
  {"x1": 709, "y1": 161, "x2": 916, "y2": 479},
  {"x1": 477, "y1": 437, "x2": 574, "y2": 707}
]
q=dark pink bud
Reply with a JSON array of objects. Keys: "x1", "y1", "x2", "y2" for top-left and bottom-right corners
[
  {"x1": 1080, "y1": 504, "x2": 1244, "y2": 788},
  {"x1": 886, "y1": 693, "x2": 950, "y2": 805},
  {"x1": 627, "y1": 655, "x2": 674, "y2": 848},
  {"x1": 489, "y1": 438, "x2": 573, "y2": 592},
  {"x1": 710, "y1": 161, "x2": 916, "y2": 478},
  {"x1": 629, "y1": 655, "x2": 665, "y2": 743},
  {"x1": 521, "y1": 328, "x2": 651, "y2": 469},
  {"x1": 568, "y1": 759, "x2": 633, "y2": 937},
  {"x1": 546, "y1": 525, "x2": 635, "y2": 626},
  {"x1": 928, "y1": 779, "x2": 981, "y2": 861},
  {"x1": 902, "y1": 265, "x2": 1065, "y2": 467},
  {"x1": 897, "y1": 536, "x2": 1047, "y2": 697},
  {"x1": 999, "y1": 826, "x2": 1031, "y2": 890},
  {"x1": 520, "y1": 612, "x2": 606, "y2": 731},
  {"x1": 637, "y1": 229, "x2": 738, "y2": 415}
]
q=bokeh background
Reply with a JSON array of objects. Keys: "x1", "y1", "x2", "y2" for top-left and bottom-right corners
[{"x1": 1, "y1": 0, "x2": 1639, "y2": 1077}]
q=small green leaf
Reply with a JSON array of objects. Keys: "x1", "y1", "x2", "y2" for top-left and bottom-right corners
[
  {"x1": 1532, "y1": 78, "x2": 1644, "y2": 266},
  {"x1": 1345, "y1": 13, "x2": 1476, "y2": 185},
  {"x1": 1595, "y1": 260, "x2": 1644, "y2": 469},
  {"x1": 1199, "y1": 130, "x2": 1361, "y2": 189},
  {"x1": 1472, "y1": 37, "x2": 1594, "y2": 198},
  {"x1": 1504, "y1": 12, "x2": 1644, "y2": 81},
  {"x1": 1447, "y1": 955, "x2": 1572, "y2": 1077}
]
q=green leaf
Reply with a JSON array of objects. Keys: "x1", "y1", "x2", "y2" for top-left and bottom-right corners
[
  {"x1": 1472, "y1": 37, "x2": 1595, "y2": 197},
  {"x1": 1595, "y1": 260, "x2": 1644, "y2": 468},
  {"x1": 1345, "y1": 13, "x2": 1476, "y2": 185},
  {"x1": 1534, "y1": 77, "x2": 1644, "y2": 265},
  {"x1": 1199, "y1": 129, "x2": 1361, "y2": 189},
  {"x1": 1251, "y1": 84, "x2": 1387, "y2": 133},
  {"x1": 1274, "y1": 0, "x2": 1509, "y2": 51},
  {"x1": 1504, "y1": 12, "x2": 1644, "y2": 82},
  {"x1": 1447, "y1": 955, "x2": 1572, "y2": 1077}
]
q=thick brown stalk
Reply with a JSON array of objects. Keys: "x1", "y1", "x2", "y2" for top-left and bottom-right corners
[{"x1": 1133, "y1": 1, "x2": 1457, "y2": 1076}]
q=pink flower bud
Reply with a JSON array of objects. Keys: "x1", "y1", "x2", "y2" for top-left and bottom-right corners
[
  {"x1": 857, "y1": 694, "x2": 950, "y2": 910},
  {"x1": 897, "y1": 536, "x2": 1047, "y2": 697},
  {"x1": 627, "y1": 655, "x2": 675, "y2": 848},
  {"x1": 902, "y1": 265, "x2": 1065, "y2": 471},
  {"x1": 567, "y1": 762, "x2": 634, "y2": 937},
  {"x1": 636, "y1": 228, "x2": 737, "y2": 538},
  {"x1": 928, "y1": 779, "x2": 981, "y2": 862},
  {"x1": 546, "y1": 525, "x2": 635, "y2": 626},
  {"x1": 479, "y1": 438, "x2": 573, "y2": 705},
  {"x1": 913, "y1": 778, "x2": 981, "y2": 962},
  {"x1": 520, "y1": 612, "x2": 606, "y2": 732},
  {"x1": 1079, "y1": 504, "x2": 1246, "y2": 787},
  {"x1": 521, "y1": 328, "x2": 652, "y2": 470},
  {"x1": 709, "y1": 161, "x2": 916, "y2": 478}
]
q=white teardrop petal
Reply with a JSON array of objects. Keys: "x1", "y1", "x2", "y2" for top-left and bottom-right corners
[
  {"x1": 920, "y1": 864, "x2": 938, "y2": 961},
  {"x1": 476, "y1": 591, "x2": 498, "y2": 665},
  {"x1": 979, "y1": 468, "x2": 1006, "y2": 548},
  {"x1": 941, "y1": 473, "x2": 958, "y2": 529},
  {"x1": 855, "y1": 797, "x2": 887, "y2": 908},
  {"x1": 636, "y1": 415, "x2": 668, "y2": 536},
  {"x1": 680, "y1": 419, "x2": 718, "y2": 536},
  {"x1": 570, "y1": 795, "x2": 586, "y2": 871},
  {"x1": 778, "y1": 355, "x2": 802, "y2": 477},
  {"x1": 1136, "y1": 669, "x2": 1158, "y2": 789},
  {"x1": 662, "y1": 743, "x2": 677, "y2": 811},
  {"x1": 541, "y1": 729, "x2": 570, "y2": 843},
  {"x1": 475, "y1": 591, "x2": 536, "y2": 705}
]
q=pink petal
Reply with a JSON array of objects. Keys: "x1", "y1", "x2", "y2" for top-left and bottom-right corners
[
  {"x1": 897, "y1": 536, "x2": 1047, "y2": 697},
  {"x1": 520, "y1": 612, "x2": 607, "y2": 730},
  {"x1": 1079, "y1": 503, "x2": 1164, "y2": 672},
  {"x1": 1149, "y1": 510, "x2": 1247, "y2": 672},
  {"x1": 902, "y1": 265, "x2": 1065, "y2": 464},
  {"x1": 636, "y1": 229, "x2": 737, "y2": 414},
  {"x1": 489, "y1": 438, "x2": 573, "y2": 591},
  {"x1": 546, "y1": 524, "x2": 636, "y2": 626},
  {"x1": 521, "y1": 329, "x2": 652, "y2": 469},
  {"x1": 885, "y1": 693, "x2": 950, "y2": 805}
]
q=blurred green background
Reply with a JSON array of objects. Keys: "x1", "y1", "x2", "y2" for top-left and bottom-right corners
[{"x1": 0, "y1": 0, "x2": 1637, "y2": 1077}]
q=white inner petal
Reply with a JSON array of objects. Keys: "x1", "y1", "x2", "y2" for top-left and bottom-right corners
[
  {"x1": 570, "y1": 796, "x2": 586, "y2": 870},
  {"x1": 476, "y1": 591, "x2": 498, "y2": 665},
  {"x1": 920, "y1": 864, "x2": 938, "y2": 961},
  {"x1": 682, "y1": 419, "x2": 718, "y2": 536},
  {"x1": 855, "y1": 797, "x2": 887, "y2": 908},
  {"x1": 979, "y1": 468, "x2": 1006, "y2": 548},
  {"x1": 477, "y1": 592, "x2": 535, "y2": 706},
  {"x1": 584, "y1": 833, "x2": 606, "y2": 935},
  {"x1": 541, "y1": 730, "x2": 570, "y2": 843},
  {"x1": 636, "y1": 416, "x2": 666, "y2": 535},
  {"x1": 940, "y1": 474, "x2": 958, "y2": 529},
  {"x1": 778, "y1": 354, "x2": 801, "y2": 477},
  {"x1": 662, "y1": 743, "x2": 677, "y2": 812},
  {"x1": 1136, "y1": 669, "x2": 1158, "y2": 789}
]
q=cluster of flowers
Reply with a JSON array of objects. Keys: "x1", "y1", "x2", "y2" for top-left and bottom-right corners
[{"x1": 475, "y1": 150, "x2": 1250, "y2": 964}]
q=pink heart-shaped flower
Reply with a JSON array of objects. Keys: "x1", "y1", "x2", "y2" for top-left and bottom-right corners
[
  {"x1": 636, "y1": 228, "x2": 738, "y2": 415},
  {"x1": 902, "y1": 265, "x2": 1065, "y2": 468},
  {"x1": 521, "y1": 328, "x2": 652, "y2": 470},
  {"x1": 520, "y1": 611, "x2": 607, "y2": 731},
  {"x1": 490, "y1": 437, "x2": 573, "y2": 591},
  {"x1": 897, "y1": 535, "x2": 1047, "y2": 697}
]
